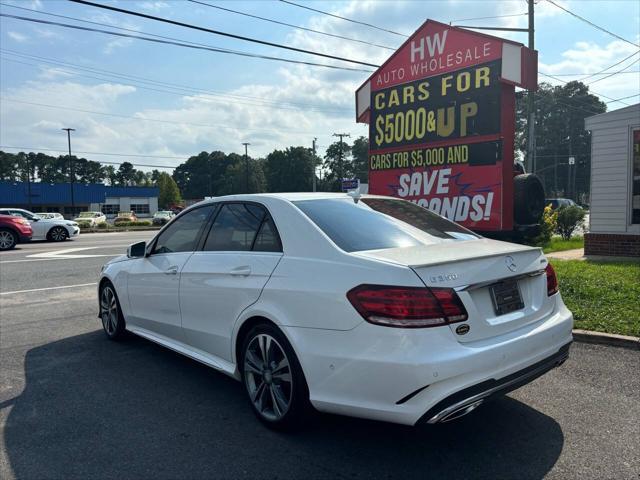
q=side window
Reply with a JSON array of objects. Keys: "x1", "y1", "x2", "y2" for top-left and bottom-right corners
[
  {"x1": 253, "y1": 217, "x2": 281, "y2": 252},
  {"x1": 203, "y1": 203, "x2": 264, "y2": 251},
  {"x1": 152, "y1": 205, "x2": 214, "y2": 254}
]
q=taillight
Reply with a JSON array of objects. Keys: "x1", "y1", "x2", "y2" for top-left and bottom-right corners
[
  {"x1": 545, "y1": 263, "x2": 559, "y2": 296},
  {"x1": 10, "y1": 217, "x2": 28, "y2": 225},
  {"x1": 346, "y1": 284, "x2": 468, "y2": 328}
]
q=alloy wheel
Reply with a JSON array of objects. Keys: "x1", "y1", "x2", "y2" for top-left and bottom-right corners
[
  {"x1": 244, "y1": 334, "x2": 293, "y2": 421},
  {"x1": 100, "y1": 286, "x2": 119, "y2": 336},
  {"x1": 0, "y1": 230, "x2": 16, "y2": 250},
  {"x1": 50, "y1": 227, "x2": 67, "y2": 241}
]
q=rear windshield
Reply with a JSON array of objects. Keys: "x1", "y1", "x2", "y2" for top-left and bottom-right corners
[{"x1": 293, "y1": 198, "x2": 479, "y2": 252}]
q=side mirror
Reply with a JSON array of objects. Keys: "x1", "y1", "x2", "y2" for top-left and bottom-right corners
[{"x1": 127, "y1": 241, "x2": 147, "y2": 258}]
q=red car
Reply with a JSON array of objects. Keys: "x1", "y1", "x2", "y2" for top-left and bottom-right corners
[{"x1": 0, "y1": 214, "x2": 33, "y2": 250}]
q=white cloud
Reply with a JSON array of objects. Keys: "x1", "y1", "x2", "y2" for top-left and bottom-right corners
[
  {"x1": 539, "y1": 39, "x2": 640, "y2": 104},
  {"x1": 7, "y1": 31, "x2": 28, "y2": 43},
  {"x1": 137, "y1": 1, "x2": 169, "y2": 12}
]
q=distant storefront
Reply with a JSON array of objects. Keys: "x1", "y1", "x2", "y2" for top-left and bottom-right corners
[
  {"x1": 584, "y1": 104, "x2": 640, "y2": 257},
  {"x1": 0, "y1": 181, "x2": 159, "y2": 219}
]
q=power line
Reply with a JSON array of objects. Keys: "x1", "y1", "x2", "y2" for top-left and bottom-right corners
[
  {"x1": 279, "y1": 0, "x2": 409, "y2": 38},
  {"x1": 0, "y1": 55, "x2": 351, "y2": 114},
  {"x1": 585, "y1": 58, "x2": 640, "y2": 86},
  {"x1": 538, "y1": 72, "x2": 631, "y2": 105},
  {"x1": 578, "y1": 50, "x2": 640, "y2": 82},
  {"x1": 0, "y1": 48, "x2": 352, "y2": 112},
  {"x1": 549, "y1": 71, "x2": 639, "y2": 77},
  {"x1": 0, "y1": 97, "x2": 328, "y2": 136},
  {"x1": 606, "y1": 93, "x2": 640, "y2": 104},
  {"x1": 0, "y1": 145, "x2": 189, "y2": 159},
  {"x1": 450, "y1": 12, "x2": 528, "y2": 23},
  {"x1": 66, "y1": 0, "x2": 379, "y2": 68},
  {"x1": 0, "y1": 12, "x2": 372, "y2": 73},
  {"x1": 186, "y1": 0, "x2": 396, "y2": 50},
  {"x1": 545, "y1": 0, "x2": 639, "y2": 48}
]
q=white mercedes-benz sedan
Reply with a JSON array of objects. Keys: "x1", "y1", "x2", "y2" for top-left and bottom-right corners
[{"x1": 98, "y1": 193, "x2": 573, "y2": 429}]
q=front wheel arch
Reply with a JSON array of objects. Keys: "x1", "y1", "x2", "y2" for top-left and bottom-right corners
[{"x1": 47, "y1": 225, "x2": 69, "y2": 241}]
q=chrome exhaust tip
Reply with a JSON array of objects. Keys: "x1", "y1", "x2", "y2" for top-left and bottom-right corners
[{"x1": 432, "y1": 399, "x2": 485, "y2": 424}]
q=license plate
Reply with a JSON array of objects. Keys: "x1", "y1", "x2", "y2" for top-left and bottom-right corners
[{"x1": 490, "y1": 279, "x2": 524, "y2": 316}]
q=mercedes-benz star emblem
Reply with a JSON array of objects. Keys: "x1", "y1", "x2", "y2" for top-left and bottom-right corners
[{"x1": 505, "y1": 256, "x2": 517, "y2": 272}]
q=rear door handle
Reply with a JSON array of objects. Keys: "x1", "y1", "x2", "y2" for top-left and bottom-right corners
[
  {"x1": 229, "y1": 266, "x2": 251, "y2": 276},
  {"x1": 164, "y1": 265, "x2": 179, "y2": 275}
]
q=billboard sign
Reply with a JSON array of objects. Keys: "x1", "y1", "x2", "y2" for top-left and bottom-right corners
[{"x1": 356, "y1": 20, "x2": 537, "y2": 231}]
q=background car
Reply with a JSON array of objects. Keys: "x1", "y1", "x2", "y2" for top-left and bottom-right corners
[
  {"x1": 0, "y1": 214, "x2": 32, "y2": 250},
  {"x1": 0, "y1": 208, "x2": 79, "y2": 242},
  {"x1": 74, "y1": 211, "x2": 107, "y2": 227},
  {"x1": 113, "y1": 211, "x2": 138, "y2": 226},
  {"x1": 34, "y1": 212, "x2": 64, "y2": 220},
  {"x1": 99, "y1": 193, "x2": 573, "y2": 430},
  {"x1": 546, "y1": 198, "x2": 578, "y2": 210},
  {"x1": 152, "y1": 210, "x2": 174, "y2": 225}
]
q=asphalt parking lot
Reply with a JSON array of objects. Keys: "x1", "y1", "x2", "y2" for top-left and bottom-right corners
[{"x1": 0, "y1": 233, "x2": 638, "y2": 480}]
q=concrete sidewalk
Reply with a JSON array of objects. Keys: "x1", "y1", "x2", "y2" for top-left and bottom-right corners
[{"x1": 545, "y1": 248, "x2": 585, "y2": 260}]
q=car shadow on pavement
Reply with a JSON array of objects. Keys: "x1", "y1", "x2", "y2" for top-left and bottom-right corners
[{"x1": 3, "y1": 331, "x2": 564, "y2": 480}]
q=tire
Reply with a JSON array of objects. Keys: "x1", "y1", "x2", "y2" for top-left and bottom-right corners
[
  {"x1": 47, "y1": 226, "x2": 68, "y2": 242},
  {"x1": 513, "y1": 173, "x2": 545, "y2": 225},
  {"x1": 0, "y1": 228, "x2": 18, "y2": 250},
  {"x1": 240, "y1": 323, "x2": 312, "y2": 430},
  {"x1": 99, "y1": 282, "x2": 126, "y2": 340}
]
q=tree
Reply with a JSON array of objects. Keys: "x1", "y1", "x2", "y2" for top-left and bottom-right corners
[
  {"x1": 173, "y1": 151, "x2": 236, "y2": 198},
  {"x1": 103, "y1": 165, "x2": 118, "y2": 185},
  {"x1": 264, "y1": 146, "x2": 314, "y2": 192},
  {"x1": 116, "y1": 162, "x2": 137, "y2": 186},
  {"x1": 516, "y1": 81, "x2": 606, "y2": 201},
  {"x1": 221, "y1": 155, "x2": 266, "y2": 195},
  {"x1": 323, "y1": 141, "x2": 353, "y2": 191},
  {"x1": 156, "y1": 171, "x2": 182, "y2": 208},
  {"x1": 351, "y1": 136, "x2": 369, "y2": 184}
]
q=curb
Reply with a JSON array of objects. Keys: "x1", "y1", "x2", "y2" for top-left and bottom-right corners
[
  {"x1": 572, "y1": 329, "x2": 640, "y2": 350},
  {"x1": 79, "y1": 227, "x2": 161, "y2": 234}
]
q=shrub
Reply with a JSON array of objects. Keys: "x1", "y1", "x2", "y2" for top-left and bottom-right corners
[
  {"x1": 114, "y1": 220, "x2": 152, "y2": 227},
  {"x1": 77, "y1": 220, "x2": 93, "y2": 230},
  {"x1": 555, "y1": 205, "x2": 585, "y2": 240},
  {"x1": 533, "y1": 204, "x2": 558, "y2": 246},
  {"x1": 97, "y1": 222, "x2": 109, "y2": 229}
]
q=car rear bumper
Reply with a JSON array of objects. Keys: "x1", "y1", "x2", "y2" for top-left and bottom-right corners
[
  {"x1": 69, "y1": 227, "x2": 80, "y2": 237},
  {"x1": 283, "y1": 299, "x2": 573, "y2": 426},
  {"x1": 18, "y1": 233, "x2": 32, "y2": 242}
]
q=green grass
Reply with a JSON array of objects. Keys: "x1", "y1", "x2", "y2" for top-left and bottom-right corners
[
  {"x1": 543, "y1": 236, "x2": 584, "y2": 253},
  {"x1": 551, "y1": 259, "x2": 640, "y2": 337}
]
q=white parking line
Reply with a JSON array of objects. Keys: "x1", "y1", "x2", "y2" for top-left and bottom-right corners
[
  {"x1": 0, "y1": 254, "x2": 119, "y2": 264},
  {"x1": 0, "y1": 282, "x2": 98, "y2": 295}
]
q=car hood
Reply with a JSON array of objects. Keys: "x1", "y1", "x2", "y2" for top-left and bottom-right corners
[{"x1": 106, "y1": 254, "x2": 129, "y2": 265}]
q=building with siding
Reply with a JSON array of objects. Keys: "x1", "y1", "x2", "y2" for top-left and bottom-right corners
[
  {"x1": 584, "y1": 103, "x2": 640, "y2": 257},
  {"x1": 0, "y1": 181, "x2": 159, "y2": 219}
]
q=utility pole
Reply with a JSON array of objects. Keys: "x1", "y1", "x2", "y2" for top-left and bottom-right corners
[
  {"x1": 242, "y1": 142, "x2": 250, "y2": 193},
  {"x1": 333, "y1": 132, "x2": 350, "y2": 189},
  {"x1": 527, "y1": 0, "x2": 536, "y2": 174},
  {"x1": 62, "y1": 128, "x2": 76, "y2": 216},
  {"x1": 312, "y1": 137, "x2": 317, "y2": 192}
]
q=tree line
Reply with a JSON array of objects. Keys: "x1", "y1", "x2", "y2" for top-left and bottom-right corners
[{"x1": 0, "y1": 135, "x2": 369, "y2": 202}]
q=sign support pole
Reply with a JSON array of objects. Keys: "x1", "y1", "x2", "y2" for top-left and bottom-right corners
[{"x1": 527, "y1": 0, "x2": 536, "y2": 174}]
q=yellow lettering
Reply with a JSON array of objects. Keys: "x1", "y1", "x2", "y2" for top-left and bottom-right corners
[
  {"x1": 476, "y1": 67, "x2": 490, "y2": 88},
  {"x1": 460, "y1": 102, "x2": 478, "y2": 137}
]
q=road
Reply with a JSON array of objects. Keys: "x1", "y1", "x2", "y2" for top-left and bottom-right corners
[{"x1": 1, "y1": 233, "x2": 638, "y2": 480}]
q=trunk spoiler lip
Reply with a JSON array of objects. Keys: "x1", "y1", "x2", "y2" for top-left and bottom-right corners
[
  {"x1": 453, "y1": 268, "x2": 546, "y2": 292},
  {"x1": 406, "y1": 246, "x2": 543, "y2": 269}
]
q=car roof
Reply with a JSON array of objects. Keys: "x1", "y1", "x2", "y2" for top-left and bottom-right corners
[{"x1": 197, "y1": 192, "x2": 396, "y2": 204}]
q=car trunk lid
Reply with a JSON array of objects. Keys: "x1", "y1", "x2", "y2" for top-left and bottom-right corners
[{"x1": 353, "y1": 238, "x2": 550, "y2": 342}]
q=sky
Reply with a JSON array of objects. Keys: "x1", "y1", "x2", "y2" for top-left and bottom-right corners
[{"x1": 1, "y1": 0, "x2": 639, "y2": 172}]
